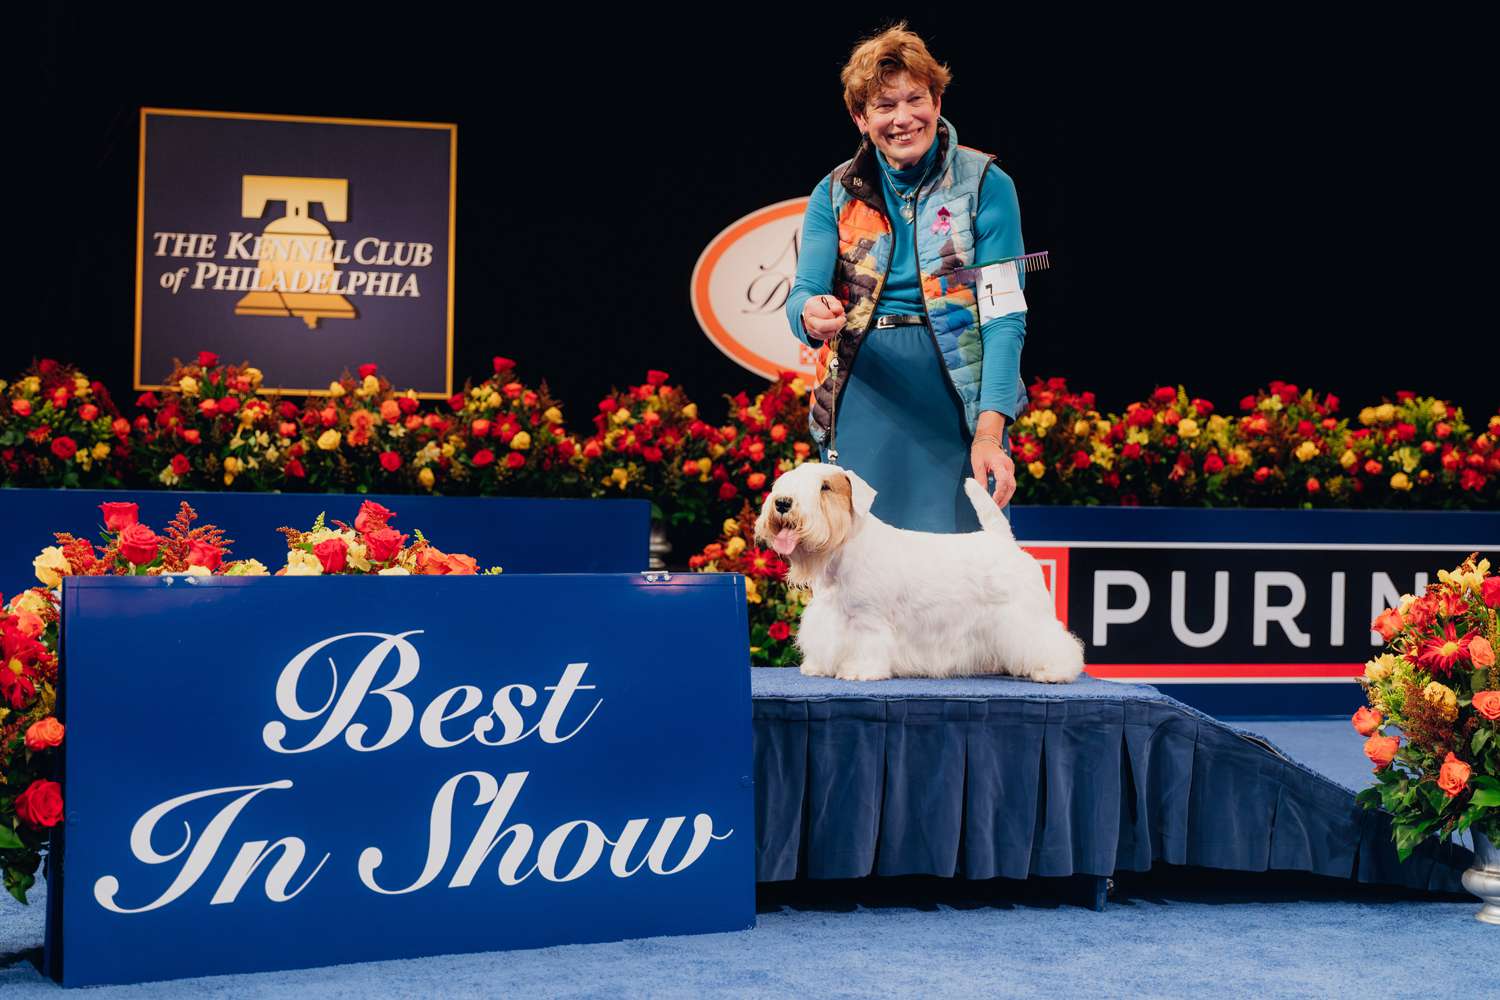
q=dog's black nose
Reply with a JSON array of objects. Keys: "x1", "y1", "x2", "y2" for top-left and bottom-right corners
[{"x1": 774, "y1": 496, "x2": 793, "y2": 514}]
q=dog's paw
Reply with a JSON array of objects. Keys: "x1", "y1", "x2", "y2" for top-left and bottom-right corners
[
  {"x1": 1030, "y1": 667, "x2": 1083, "y2": 684},
  {"x1": 799, "y1": 660, "x2": 834, "y2": 677},
  {"x1": 834, "y1": 663, "x2": 894, "y2": 682}
]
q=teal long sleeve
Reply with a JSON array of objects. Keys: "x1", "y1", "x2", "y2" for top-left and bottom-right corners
[{"x1": 784, "y1": 161, "x2": 1027, "y2": 420}]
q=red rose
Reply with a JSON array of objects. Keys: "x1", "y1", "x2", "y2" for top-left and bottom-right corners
[
  {"x1": 358, "y1": 363, "x2": 378, "y2": 379},
  {"x1": 493, "y1": 356, "x2": 515, "y2": 373},
  {"x1": 198, "y1": 399, "x2": 218, "y2": 417},
  {"x1": 313, "y1": 537, "x2": 348, "y2": 574},
  {"x1": 1306, "y1": 477, "x2": 1321, "y2": 494},
  {"x1": 1162, "y1": 409, "x2": 1181, "y2": 427},
  {"x1": 747, "y1": 472, "x2": 767, "y2": 490},
  {"x1": 25, "y1": 716, "x2": 65, "y2": 751},
  {"x1": 182, "y1": 428, "x2": 201, "y2": 445},
  {"x1": 646, "y1": 370, "x2": 671, "y2": 386},
  {"x1": 364, "y1": 526, "x2": 407, "y2": 563},
  {"x1": 52, "y1": 387, "x2": 71, "y2": 408},
  {"x1": 1152, "y1": 386, "x2": 1176, "y2": 404},
  {"x1": 11, "y1": 398, "x2": 32, "y2": 417},
  {"x1": 582, "y1": 441, "x2": 602, "y2": 459},
  {"x1": 1122, "y1": 443, "x2": 1142, "y2": 460},
  {"x1": 505, "y1": 452, "x2": 526, "y2": 469},
  {"x1": 1482, "y1": 576, "x2": 1500, "y2": 609},
  {"x1": 1324, "y1": 394, "x2": 1340, "y2": 412},
  {"x1": 398, "y1": 396, "x2": 418, "y2": 415},
  {"x1": 1128, "y1": 406, "x2": 1154, "y2": 427},
  {"x1": 1363, "y1": 734, "x2": 1400, "y2": 770},
  {"x1": 1363, "y1": 459, "x2": 1382, "y2": 475},
  {"x1": 99, "y1": 502, "x2": 139, "y2": 532},
  {"x1": 1437, "y1": 752, "x2": 1471, "y2": 798},
  {"x1": 197, "y1": 351, "x2": 219, "y2": 368},
  {"x1": 118, "y1": 523, "x2": 160, "y2": 565},
  {"x1": 1, "y1": 665, "x2": 36, "y2": 709},
  {"x1": 1073, "y1": 450, "x2": 1092, "y2": 469},
  {"x1": 718, "y1": 482, "x2": 738, "y2": 500},
  {"x1": 1351, "y1": 706, "x2": 1382, "y2": 736},
  {"x1": 1372, "y1": 607, "x2": 1404, "y2": 641},
  {"x1": 79, "y1": 403, "x2": 99, "y2": 421},
  {"x1": 170, "y1": 453, "x2": 190, "y2": 476},
  {"x1": 50, "y1": 436, "x2": 77, "y2": 460},
  {"x1": 470, "y1": 419, "x2": 492, "y2": 438},
  {"x1": 503, "y1": 382, "x2": 523, "y2": 399},
  {"x1": 112, "y1": 417, "x2": 130, "y2": 438},
  {"x1": 1239, "y1": 395, "x2": 1256, "y2": 411},
  {"x1": 642, "y1": 446, "x2": 663, "y2": 463},
  {"x1": 354, "y1": 500, "x2": 395, "y2": 534},
  {"x1": 768, "y1": 621, "x2": 791, "y2": 641},
  {"x1": 284, "y1": 458, "x2": 305, "y2": 479},
  {"x1": 187, "y1": 540, "x2": 224, "y2": 571},
  {"x1": 448, "y1": 393, "x2": 465, "y2": 411},
  {"x1": 1253, "y1": 466, "x2": 1272, "y2": 484},
  {"x1": 217, "y1": 396, "x2": 239, "y2": 416},
  {"x1": 15, "y1": 779, "x2": 64, "y2": 829},
  {"x1": 472, "y1": 448, "x2": 495, "y2": 468},
  {"x1": 379, "y1": 451, "x2": 402, "y2": 473}
]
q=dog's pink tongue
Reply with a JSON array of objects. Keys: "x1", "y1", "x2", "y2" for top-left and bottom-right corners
[{"x1": 771, "y1": 527, "x2": 798, "y2": 555}]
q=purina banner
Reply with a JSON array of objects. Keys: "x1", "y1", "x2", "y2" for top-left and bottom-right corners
[
  {"x1": 49, "y1": 575, "x2": 753, "y2": 986},
  {"x1": 1012, "y1": 506, "x2": 1500, "y2": 716},
  {"x1": 135, "y1": 109, "x2": 456, "y2": 396}
]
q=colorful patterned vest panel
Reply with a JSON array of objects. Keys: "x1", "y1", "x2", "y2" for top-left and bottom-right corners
[{"x1": 809, "y1": 118, "x2": 1026, "y2": 449}]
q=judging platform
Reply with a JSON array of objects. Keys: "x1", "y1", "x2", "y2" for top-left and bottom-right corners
[{"x1": 750, "y1": 670, "x2": 1472, "y2": 897}]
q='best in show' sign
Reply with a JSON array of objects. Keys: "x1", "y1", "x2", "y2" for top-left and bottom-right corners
[{"x1": 50, "y1": 575, "x2": 753, "y2": 987}]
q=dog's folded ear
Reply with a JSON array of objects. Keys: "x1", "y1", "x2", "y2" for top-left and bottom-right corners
[{"x1": 844, "y1": 469, "x2": 878, "y2": 518}]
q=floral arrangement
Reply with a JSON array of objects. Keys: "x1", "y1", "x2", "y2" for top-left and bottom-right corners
[
  {"x1": 688, "y1": 506, "x2": 804, "y2": 667},
  {"x1": 582, "y1": 369, "x2": 714, "y2": 525},
  {"x1": 278, "y1": 500, "x2": 498, "y2": 576},
  {"x1": 33, "y1": 500, "x2": 259, "y2": 582},
  {"x1": 0, "y1": 359, "x2": 133, "y2": 488},
  {"x1": 1353, "y1": 554, "x2": 1500, "y2": 859},
  {"x1": 1, "y1": 586, "x2": 61, "y2": 902},
  {"x1": 441, "y1": 357, "x2": 582, "y2": 497}
]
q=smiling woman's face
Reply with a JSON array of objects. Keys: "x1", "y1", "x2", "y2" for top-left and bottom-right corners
[{"x1": 851, "y1": 71, "x2": 941, "y2": 170}]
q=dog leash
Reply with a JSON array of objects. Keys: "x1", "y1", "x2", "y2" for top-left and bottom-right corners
[{"x1": 820, "y1": 295, "x2": 841, "y2": 463}]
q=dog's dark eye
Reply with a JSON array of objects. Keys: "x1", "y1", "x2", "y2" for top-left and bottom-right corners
[{"x1": 821, "y1": 483, "x2": 831, "y2": 491}]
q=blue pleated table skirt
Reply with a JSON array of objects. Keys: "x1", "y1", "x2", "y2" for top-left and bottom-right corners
[{"x1": 831, "y1": 324, "x2": 990, "y2": 533}]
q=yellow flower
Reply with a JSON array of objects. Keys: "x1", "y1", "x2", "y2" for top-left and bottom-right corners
[
  {"x1": 1126, "y1": 427, "x2": 1150, "y2": 446},
  {"x1": 418, "y1": 466, "x2": 436, "y2": 489},
  {"x1": 1364, "y1": 653, "x2": 1398, "y2": 682},
  {"x1": 610, "y1": 407, "x2": 631, "y2": 425},
  {"x1": 511, "y1": 431, "x2": 532, "y2": 451},
  {"x1": 1375, "y1": 403, "x2": 1396, "y2": 423},
  {"x1": 33, "y1": 546, "x2": 71, "y2": 587},
  {"x1": 1339, "y1": 449, "x2": 1357, "y2": 469},
  {"x1": 360, "y1": 375, "x2": 380, "y2": 396},
  {"x1": 1094, "y1": 419, "x2": 1112, "y2": 437},
  {"x1": 441, "y1": 443, "x2": 455, "y2": 459},
  {"x1": 244, "y1": 367, "x2": 264, "y2": 388},
  {"x1": 74, "y1": 375, "x2": 91, "y2": 394},
  {"x1": 20, "y1": 376, "x2": 40, "y2": 394},
  {"x1": 185, "y1": 564, "x2": 212, "y2": 577},
  {"x1": 222, "y1": 456, "x2": 242, "y2": 475},
  {"x1": 347, "y1": 541, "x2": 371, "y2": 573},
  {"x1": 1294, "y1": 440, "x2": 1319, "y2": 462},
  {"x1": 224, "y1": 559, "x2": 269, "y2": 576},
  {"x1": 177, "y1": 375, "x2": 199, "y2": 396},
  {"x1": 1027, "y1": 460, "x2": 1046, "y2": 479},
  {"x1": 1230, "y1": 446, "x2": 1251, "y2": 468},
  {"x1": 1035, "y1": 410, "x2": 1057, "y2": 431},
  {"x1": 681, "y1": 402, "x2": 698, "y2": 420},
  {"x1": 92, "y1": 442, "x2": 112, "y2": 460},
  {"x1": 378, "y1": 567, "x2": 411, "y2": 576},
  {"x1": 326, "y1": 381, "x2": 346, "y2": 398},
  {"x1": 697, "y1": 458, "x2": 713, "y2": 475},
  {"x1": 1207, "y1": 414, "x2": 1228, "y2": 434},
  {"x1": 285, "y1": 549, "x2": 323, "y2": 576},
  {"x1": 745, "y1": 578, "x2": 761, "y2": 604},
  {"x1": 610, "y1": 467, "x2": 630, "y2": 489},
  {"x1": 1396, "y1": 447, "x2": 1420, "y2": 474},
  {"x1": 544, "y1": 407, "x2": 563, "y2": 424},
  {"x1": 723, "y1": 518, "x2": 740, "y2": 536},
  {"x1": 789, "y1": 378, "x2": 807, "y2": 396},
  {"x1": 1422, "y1": 681, "x2": 1458, "y2": 721},
  {"x1": 1358, "y1": 407, "x2": 1376, "y2": 426},
  {"x1": 222, "y1": 472, "x2": 235, "y2": 486},
  {"x1": 1073, "y1": 419, "x2": 1091, "y2": 436},
  {"x1": 1178, "y1": 418, "x2": 1199, "y2": 438},
  {"x1": 1430, "y1": 400, "x2": 1447, "y2": 419},
  {"x1": 317, "y1": 429, "x2": 341, "y2": 451},
  {"x1": 1259, "y1": 395, "x2": 1283, "y2": 413},
  {"x1": 11, "y1": 590, "x2": 48, "y2": 617},
  {"x1": 725, "y1": 536, "x2": 746, "y2": 557},
  {"x1": 485, "y1": 392, "x2": 502, "y2": 410},
  {"x1": 1389, "y1": 472, "x2": 1412, "y2": 491}
]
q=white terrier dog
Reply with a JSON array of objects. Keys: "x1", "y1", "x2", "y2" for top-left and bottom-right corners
[{"x1": 755, "y1": 463, "x2": 1085, "y2": 683}]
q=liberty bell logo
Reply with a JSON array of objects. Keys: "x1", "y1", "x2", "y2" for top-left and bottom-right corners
[{"x1": 235, "y1": 175, "x2": 357, "y2": 328}]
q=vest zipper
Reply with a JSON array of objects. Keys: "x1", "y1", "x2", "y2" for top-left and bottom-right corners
[{"x1": 910, "y1": 173, "x2": 971, "y2": 435}]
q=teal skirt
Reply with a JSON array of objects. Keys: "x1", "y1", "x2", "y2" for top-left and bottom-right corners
[{"x1": 830, "y1": 324, "x2": 1005, "y2": 534}]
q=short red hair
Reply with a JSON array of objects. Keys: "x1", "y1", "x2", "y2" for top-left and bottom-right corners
[{"x1": 840, "y1": 23, "x2": 953, "y2": 118}]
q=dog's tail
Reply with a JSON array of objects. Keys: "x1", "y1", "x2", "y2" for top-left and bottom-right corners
[{"x1": 964, "y1": 478, "x2": 1014, "y2": 537}]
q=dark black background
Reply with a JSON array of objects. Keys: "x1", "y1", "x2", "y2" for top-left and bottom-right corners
[{"x1": 15, "y1": 7, "x2": 1493, "y2": 422}]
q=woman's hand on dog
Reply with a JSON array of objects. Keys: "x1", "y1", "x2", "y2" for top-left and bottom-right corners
[
  {"x1": 971, "y1": 438, "x2": 1017, "y2": 508},
  {"x1": 801, "y1": 295, "x2": 846, "y2": 341}
]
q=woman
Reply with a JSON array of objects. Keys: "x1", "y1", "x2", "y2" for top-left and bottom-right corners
[{"x1": 785, "y1": 23, "x2": 1028, "y2": 533}]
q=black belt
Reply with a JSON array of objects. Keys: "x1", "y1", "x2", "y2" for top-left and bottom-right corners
[{"x1": 873, "y1": 313, "x2": 927, "y2": 329}]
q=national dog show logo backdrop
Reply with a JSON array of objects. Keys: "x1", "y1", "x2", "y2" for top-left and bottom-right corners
[{"x1": 135, "y1": 108, "x2": 456, "y2": 396}]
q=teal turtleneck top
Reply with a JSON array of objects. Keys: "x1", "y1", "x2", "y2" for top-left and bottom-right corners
[{"x1": 785, "y1": 138, "x2": 1027, "y2": 421}]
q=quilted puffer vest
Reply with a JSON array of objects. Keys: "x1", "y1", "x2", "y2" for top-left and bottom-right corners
[{"x1": 809, "y1": 118, "x2": 1026, "y2": 449}]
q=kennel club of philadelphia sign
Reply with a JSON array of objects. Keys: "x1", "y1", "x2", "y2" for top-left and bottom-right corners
[
  {"x1": 51, "y1": 575, "x2": 754, "y2": 987},
  {"x1": 135, "y1": 108, "x2": 456, "y2": 396}
]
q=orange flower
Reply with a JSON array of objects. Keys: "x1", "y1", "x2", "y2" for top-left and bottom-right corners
[
  {"x1": 1372, "y1": 607, "x2": 1404, "y2": 641},
  {"x1": 1351, "y1": 707, "x2": 1382, "y2": 736},
  {"x1": 1437, "y1": 752, "x2": 1471, "y2": 798},
  {"x1": 25, "y1": 716, "x2": 65, "y2": 751},
  {"x1": 1473, "y1": 691, "x2": 1500, "y2": 721},
  {"x1": 1363, "y1": 734, "x2": 1400, "y2": 770},
  {"x1": 1471, "y1": 635, "x2": 1496, "y2": 670}
]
